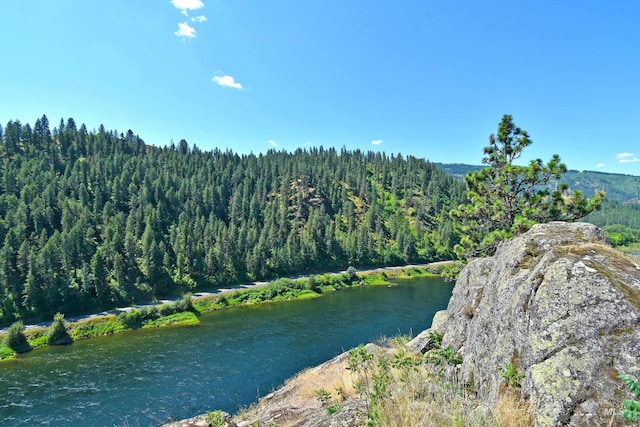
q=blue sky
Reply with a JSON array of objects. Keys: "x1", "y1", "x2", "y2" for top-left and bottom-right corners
[{"x1": 1, "y1": 1, "x2": 639, "y2": 174}]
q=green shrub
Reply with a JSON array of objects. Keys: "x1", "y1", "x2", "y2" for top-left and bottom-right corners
[
  {"x1": 428, "y1": 330, "x2": 444, "y2": 348},
  {"x1": 142, "y1": 311, "x2": 199, "y2": 328},
  {"x1": 316, "y1": 274, "x2": 344, "y2": 290},
  {"x1": 70, "y1": 316, "x2": 123, "y2": 340},
  {"x1": 438, "y1": 262, "x2": 463, "y2": 282},
  {"x1": 26, "y1": 330, "x2": 48, "y2": 349},
  {"x1": 499, "y1": 362, "x2": 525, "y2": 388},
  {"x1": 314, "y1": 388, "x2": 332, "y2": 405},
  {"x1": 216, "y1": 295, "x2": 228, "y2": 306},
  {"x1": 157, "y1": 304, "x2": 174, "y2": 317},
  {"x1": 4, "y1": 321, "x2": 31, "y2": 353},
  {"x1": 0, "y1": 344, "x2": 15, "y2": 360},
  {"x1": 192, "y1": 296, "x2": 217, "y2": 312},
  {"x1": 205, "y1": 410, "x2": 227, "y2": 427},
  {"x1": 314, "y1": 387, "x2": 342, "y2": 416},
  {"x1": 118, "y1": 298, "x2": 197, "y2": 330},
  {"x1": 344, "y1": 266, "x2": 358, "y2": 283},
  {"x1": 47, "y1": 313, "x2": 73, "y2": 345},
  {"x1": 347, "y1": 344, "x2": 375, "y2": 401},
  {"x1": 306, "y1": 274, "x2": 318, "y2": 292},
  {"x1": 174, "y1": 294, "x2": 194, "y2": 312},
  {"x1": 293, "y1": 289, "x2": 321, "y2": 300},
  {"x1": 425, "y1": 345, "x2": 462, "y2": 366},
  {"x1": 363, "y1": 274, "x2": 391, "y2": 286},
  {"x1": 326, "y1": 402, "x2": 341, "y2": 415},
  {"x1": 618, "y1": 374, "x2": 640, "y2": 423},
  {"x1": 118, "y1": 310, "x2": 144, "y2": 329}
]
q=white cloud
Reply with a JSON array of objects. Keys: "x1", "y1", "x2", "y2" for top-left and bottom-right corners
[
  {"x1": 616, "y1": 152, "x2": 640, "y2": 163},
  {"x1": 268, "y1": 140, "x2": 278, "y2": 147},
  {"x1": 597, "y1": 163, "x2": 605, "y2": 168},
  {"x1": 371, "y1": 139, "x2": 383, "y2": 145},
  {"x1": 171, "y1": 0, "x2": 204, "y2": 12},
  {"x1": 174, "y1": 22, "x2": 196, "y2": 39},
  {"x1": 171, "y1": 1, "x2": 205, "y2": 38},
  {"x1": 212, "y1": 75, "x2": 243, "y2": 89}
]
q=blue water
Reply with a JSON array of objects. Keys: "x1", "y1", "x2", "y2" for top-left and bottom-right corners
[{"x1": 0, "y1": 277, "x2": 453, "y2": 426}]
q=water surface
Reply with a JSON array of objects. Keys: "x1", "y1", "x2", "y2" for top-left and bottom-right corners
[{"x1": 0, "y1": 277, "x2": 453, "y2": 426}]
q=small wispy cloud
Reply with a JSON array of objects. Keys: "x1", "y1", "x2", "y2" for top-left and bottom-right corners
[
  {"x1": 597, "y1": 163, "x2": 605, "y2": 168},
  {"x1": 616, "y1": 152, "x2": 640, "y2": 163},
  {"x1": 171, "y1": 0, "x2": 204, "y2": 13},
  {"x1": 174, "y1": 22, "x2": 196, "y2": 39},
  {"x1": 371, "y1": 139, "x2": 383, "y2": 145},
  {"x1": 268, "y1": 140, "x2": 278, "y2": 147},
  {"x1": 171, "y1": 1, "x2": 205, "y2": 36},
  {"x1": 212, "y1": 75, "x2": 243, "y2": 89}
]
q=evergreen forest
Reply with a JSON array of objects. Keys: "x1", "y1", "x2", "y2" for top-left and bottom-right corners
[{"x1": 0, "y1": 115, "x2": 466, "y2": 324}]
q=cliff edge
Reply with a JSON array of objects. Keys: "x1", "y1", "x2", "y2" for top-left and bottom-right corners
[{"x1": 414, "y1": 221, "x2": 640, "y2": 426}]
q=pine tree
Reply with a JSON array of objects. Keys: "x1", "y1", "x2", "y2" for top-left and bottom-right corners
[{"x1": 451, "y1": 114, "x2": 604, "y2": 259}]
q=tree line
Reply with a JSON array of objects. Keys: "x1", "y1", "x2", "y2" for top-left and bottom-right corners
[{"x1": 0, "y1": 115, "x2": 466, "y2": 324}]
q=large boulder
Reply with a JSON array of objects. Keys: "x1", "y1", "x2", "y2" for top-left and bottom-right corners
[{"x1": 432, "y1": 222, "x2": 640, "y2": 426}]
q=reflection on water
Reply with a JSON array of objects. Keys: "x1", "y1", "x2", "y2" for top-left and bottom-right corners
[{"x1": 0, "y1": 277, "x2": 453, "y2": 426}]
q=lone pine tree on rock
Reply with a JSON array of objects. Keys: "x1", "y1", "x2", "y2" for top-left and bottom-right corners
[{"x1": 451, "y1": 114, "x2": 604, "y2": 260}]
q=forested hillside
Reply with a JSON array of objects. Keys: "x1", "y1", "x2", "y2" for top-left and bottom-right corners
[{"x1": 0, "y1": 115, "x2": 465, "y2": 324}]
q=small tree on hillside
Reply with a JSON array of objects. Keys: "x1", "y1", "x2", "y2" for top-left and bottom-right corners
[{"x1": 451, "y1": 114, "x2": 604, "y2": 260}]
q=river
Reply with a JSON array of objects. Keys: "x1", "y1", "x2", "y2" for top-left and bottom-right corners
[{"x1": 0, "y1": 277, "x2": 453, "y2": 426}]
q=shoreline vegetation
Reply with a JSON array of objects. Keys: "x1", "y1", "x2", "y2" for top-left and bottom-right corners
[
  {"x1": 617, "y1": 242, "x2": 640, "y2": 255},
  {"x1": 0, "y1": 263, "x2": 450, "y2": 361}
]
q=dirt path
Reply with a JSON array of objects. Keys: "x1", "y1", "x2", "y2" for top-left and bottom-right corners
[{"x1": 1, "y1": 262, "x2": 453, "y2": 334}]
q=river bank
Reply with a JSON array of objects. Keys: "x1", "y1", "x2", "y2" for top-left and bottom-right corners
[
  {"x1": 0, "y1": 262, "x2": 452, "y2": 360},
  {"x1": 0, "y1": 274, "x2": 455, "y2": 426}
]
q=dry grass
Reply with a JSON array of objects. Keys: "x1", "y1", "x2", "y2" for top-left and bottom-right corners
[
  {"x1": 232, "y1": 349, "x2": 363, "y2": 427},
  {"x1": 295, "y1": 352, "x2": 358, "y2": 401},
  {"x1": 374, "y1": 365, "x2": 507, "y2": 426},
  {"x1": 232, "y1": 340, "x2": 534, "y2": 427},
  {"x1": 371, "y1": 341, "x2": 534, "y2": 427},
  {"x1": 493, "y1": 389, "x2": 534, "y2": 427}
]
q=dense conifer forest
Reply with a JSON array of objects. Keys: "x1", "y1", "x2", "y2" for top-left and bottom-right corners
[{"x1": 0, "y1": 115, "x2": 466, "y2": 324}]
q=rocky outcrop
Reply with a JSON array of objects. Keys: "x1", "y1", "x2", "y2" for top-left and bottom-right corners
[{"x1": 418, "y1": 222, "x2": 640, "y2": 426}]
